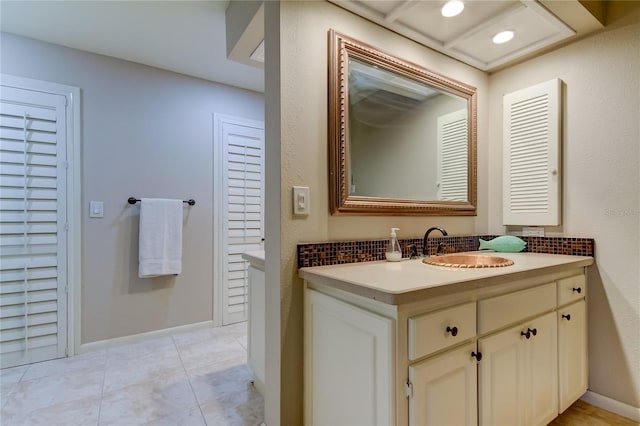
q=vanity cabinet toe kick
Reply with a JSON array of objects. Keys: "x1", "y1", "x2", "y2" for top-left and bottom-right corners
[{"x1": 300, "y1": 254, "x2": 592, "y2": 426}]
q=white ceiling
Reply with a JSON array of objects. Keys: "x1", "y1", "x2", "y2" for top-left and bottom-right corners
[
  {"x1": 330, "y1": 0, "x2": 604, "y2": 72},
  {"x1": 0, "y1": 0, "x2": 265, "y2": 93},
  {"x1": 0, "y1": 0, "x2": 603, "y2": 93}
]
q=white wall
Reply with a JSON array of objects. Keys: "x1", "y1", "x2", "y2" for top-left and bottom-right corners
[
  {"x1": 487, "y1": 12, "x2": 640, "y2": 410},
  {"x1": 0, "y1": 33, "x2": 264, "y2": 344}
]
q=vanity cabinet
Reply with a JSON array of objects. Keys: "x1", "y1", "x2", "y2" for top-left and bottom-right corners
[
  {"x1": 558, "y1": 299, "x2": 587, "y2": 413},
  {"x1": 477, "y1": 282, "x2": 559, "y2": 425},
  {"x1": 304, "y1": 289, "x2": 394, "y2": 426},
  {"x1": 408, "y1": 302, "x2": 476, "y2": 360},
  {"x1": 478, "y1": 311, "x2": 558, "y2": 426},
  {"x1": 409, "y1": 342, "x2": 478, "y2": 426},
  {"x1": 300, "y1": 255, "x2": 592, "y2": 426},
  {"x1": 247, "y1": 264, "x2": 265, "y2": 395},
  {"x1": 242, "y1": 251, "x2": 266, "y2": 396}
]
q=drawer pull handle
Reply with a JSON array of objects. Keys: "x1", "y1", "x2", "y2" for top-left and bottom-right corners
[
  {"x1": 446, "y1": 326, "x2": 458, "y2": 337},
  {"x1": 528, "y1": 328, "x2": 537, "y2": 336},
  {"x1": 572, "y1": 287, "x2": 582, "y2": 294},
  {"x1": 562, "y1": 314, "x2": 571, "y2": 321},
  {"x1": 521, "y1": 330, "x2": 531, "y2": 339},
  {"x1": 471, "y1": 351, "x2": 482, "y2": 361}
]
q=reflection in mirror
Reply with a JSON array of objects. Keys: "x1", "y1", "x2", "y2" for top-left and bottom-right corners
[
  {"x1": 329, "y1": 30, "x2": 477, "y2": 215},
  {"x1": 348, "y1": 58, "x2": 468, "y2": 201}
]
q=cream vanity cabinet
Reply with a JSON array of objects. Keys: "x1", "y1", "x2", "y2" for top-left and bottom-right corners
[
  {"x1": 477, "y1": 283, "x2": 559, "y2": 425},
  {"x1": 300, "y1": 254, "x2": 592, "y2": 426},
  {"x1": 242, "y1": 251, "x2": 266, "y2": 396},
  {"x1": 407, "y1": 302, "x2": 478, "y2": 425},
  {"x1": 408, "y1": 341, "x2": 479, "y2": 425},
  {"x1": 557, "y1": 275, "x2": 588, "y2": 413},
  {"x1": 304, "y1": 289, "x2": 395, "y2": 426}
]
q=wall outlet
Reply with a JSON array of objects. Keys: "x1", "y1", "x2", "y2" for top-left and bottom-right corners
[{"x1": 522, "y1": 227, "x2": 545, "y2": 237}]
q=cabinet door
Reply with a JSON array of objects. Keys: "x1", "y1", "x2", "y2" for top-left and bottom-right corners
[
  {"x1": 479, "y1": 313, "x2": 559, "y2": 426},
  {"x1": 305, "y1": 289, "x2": 394, "y2": 426},
  {"x1": 478, "y1": 324, "x2": 528, "y2": 426},
  {"x1": 409, "y1": 342, "x2": 477, "y2": 426},
  {"x1": 526, "y1": 312, "x2": 558, "y2": 426},
  {"x1": 558, "y1": 300, "x2": 587, "y2": 413}
]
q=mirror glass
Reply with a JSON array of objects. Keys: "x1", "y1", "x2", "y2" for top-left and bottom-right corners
[{"x1": 329, "y1": 30, "x2": 477, "y2": 215}]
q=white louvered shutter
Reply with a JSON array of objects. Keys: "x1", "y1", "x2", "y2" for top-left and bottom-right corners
[
  {"x1": 503, "y1": 79, "x2": 561, "y2": 226},
  {"x1": 437, "y1": 109, "x2": 468, "y2": 201},
  {"x1": 221, "y1": 122, "x2": 264, "y2": 325},
  {"x1": 0, "y1": 86, "x2": 68, "y2": 368}
]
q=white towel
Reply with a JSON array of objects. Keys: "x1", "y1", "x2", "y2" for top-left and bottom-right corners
[{"x1": 138, "y1": 198, "x2": 183, "y2": 278}]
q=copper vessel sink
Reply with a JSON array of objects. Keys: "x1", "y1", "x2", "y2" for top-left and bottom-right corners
[{"x1": 423, "y1": 254, "x2": 514, "y2": 268}]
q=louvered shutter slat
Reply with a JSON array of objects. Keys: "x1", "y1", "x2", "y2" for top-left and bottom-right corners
[
  {"x1": 220, "y1": 122, "x2": 264, "y2": 325},
  {"x1": 1, "y1": 85, "x2": 67, "y2": 368},
  {"x1": 437, "y1": 109, "x2": 468, "y2": 201}
]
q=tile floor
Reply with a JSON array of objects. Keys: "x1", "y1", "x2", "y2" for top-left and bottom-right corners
[
  {"x1": 0, "y1": 322, "x2": 264, "y2": 426},
  {"x1": 1, "y1": 323, "x2": 636, "y2": 426}
]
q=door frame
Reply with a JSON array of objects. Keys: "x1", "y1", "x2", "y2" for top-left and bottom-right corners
[
  {"x1": 1, "y1": 74, "x2": 81, "y2": 356},
  {"x1": 212, "y1": 113, "x2": 265, "y2": 327}
]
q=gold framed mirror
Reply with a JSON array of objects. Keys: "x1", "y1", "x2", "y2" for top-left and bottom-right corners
[{"x1": 329, "y1": 30, "x2": 477, "y2": 215}]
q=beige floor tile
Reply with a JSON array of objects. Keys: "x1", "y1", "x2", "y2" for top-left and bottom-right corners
[
  {"x1": 2, "y1": 367, "x2": 104, "y2": 414},
  {"x1": 177, "y1": 336, "x2": 247, "y2": 374},
  {"x1": 0, "y1": 365, "x2": 29, "y2": 410},
  {"x1": 98, "y1": 374, "x2": 199, "y2": 425},
  {"x1": 21, "y1": 350, "x2": 106, "y2": 381},
  {"x1": 199, "y1": 385, "x2": 264, "y2": 426},
  {"x1": 188, "y1": 361, "x2": 255, "y2": 406},
  {"x1": 106, "y1": 336, "x2": 176, "y2": 362},
  {"x1": 0, "y1": 395, "x2": 100, "y2": 426},
  {"x1": 103, "y1": 362, "x2": 187, "y2": 395}
]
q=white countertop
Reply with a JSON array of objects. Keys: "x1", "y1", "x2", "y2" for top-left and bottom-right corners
[
  {"x1": 299, "y1": 252, "x2": 593, "y2": 305},
  {"x1": 242, "y1": 250, "x2": 265, "y2": 270}
]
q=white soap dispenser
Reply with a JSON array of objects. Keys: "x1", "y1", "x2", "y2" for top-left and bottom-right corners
[{"x1": 385, "y1": 228, "x2": 402, "y2": 262}]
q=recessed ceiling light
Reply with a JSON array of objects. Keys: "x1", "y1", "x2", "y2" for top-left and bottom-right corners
[
  {"x1": 441, "y1": 0, "x2": 464, "y2": 17},
  {"x1": 493, "y1": 30, "x2": 515, "y2": 44}
]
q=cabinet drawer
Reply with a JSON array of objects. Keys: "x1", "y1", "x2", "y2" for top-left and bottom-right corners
[
  {"x1": 478, "y1": 283, "x2": 556, "y2": 335},
  {"x1": 408, "y1": 302, "x2": 476, "y2": 360},
  {"x1": 557, "y1": 274, "x2": 586, "y2": 306}
]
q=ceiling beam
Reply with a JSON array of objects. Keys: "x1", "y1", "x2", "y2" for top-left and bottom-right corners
[{"x1": 384, "y1": 0, "x2": 420, "y2": 23}]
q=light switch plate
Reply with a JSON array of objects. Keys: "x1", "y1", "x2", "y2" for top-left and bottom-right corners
[
  {"x1": 89, "y1": 201, "x2": 104, "y2": 218},
  {"x1": 293, "y1": 186, "x2": 310, "y2": 216}
]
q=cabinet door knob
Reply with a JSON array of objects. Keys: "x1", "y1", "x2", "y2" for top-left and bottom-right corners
[
  {"x1": 446, "y1": 326, "x2": 458, "y2": 337},
  {"x1": 572, "y1": 287, "x2": 582, "y2": 294},
  {"x1": 562, "y1": 314, "x2": 571, "y2": 321},
  {"x1": 528, "y1": 328, "x2": 537, "y2": 336},
  {"x1": 471, "y1": 351, "x2": 482, "y2": 361},
  {"x1": 521, "y1": 330, "x2": 531, "y2": 339}
]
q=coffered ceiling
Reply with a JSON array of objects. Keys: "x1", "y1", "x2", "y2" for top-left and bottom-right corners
[
  {"x1": 329, "y1": 0, "x2": 605, "y2": 72},
  {"x1": 0, "y1": 0, "x2": 605, "y2": 93}
]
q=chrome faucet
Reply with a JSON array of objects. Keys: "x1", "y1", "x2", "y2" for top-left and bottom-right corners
[{"x1": 423, "y1": 226, "x2": 448, "y2": 256}]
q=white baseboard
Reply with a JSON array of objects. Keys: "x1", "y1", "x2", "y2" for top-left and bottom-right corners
[
  {"x1": 78, "y1": 320, "x2": 216, "y2": 354},
  {"x1": 581, "y1": 390, "x2": 640, "y2": 422}
]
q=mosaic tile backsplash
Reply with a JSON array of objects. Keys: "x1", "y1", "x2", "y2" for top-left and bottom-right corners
[{"x1": 297, "y1": 235, "x2": 594, "y2": 268}]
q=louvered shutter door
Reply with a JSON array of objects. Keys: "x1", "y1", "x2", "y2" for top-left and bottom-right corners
[
  {"x1": 503, "y1": 79, "x2": 561, "y2": 226},
  {"x1": 222, "y1": 122, "x2": 264, "y2": 325},
  {"x1": 437, "y1": 109, "x2": 468, "y2": 201},
  {"x1": 0, "y1": 86, "x2": 68, "y2": 368}
]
